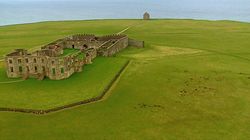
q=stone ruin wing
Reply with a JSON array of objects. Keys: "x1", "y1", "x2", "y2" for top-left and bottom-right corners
[{"x1": 4, "y1": 34, "x2": 144, "y2": 80}]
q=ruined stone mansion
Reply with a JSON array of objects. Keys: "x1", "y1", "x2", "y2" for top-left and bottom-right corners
[{"x1": 5, "y1": 34, "x2": 144, "y2": 80}]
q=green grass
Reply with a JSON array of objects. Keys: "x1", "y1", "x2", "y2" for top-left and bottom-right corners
[
  {"x1": 60, "y1": 48, "x2": 80, "y2": 57},
  {"x1": 0, "y1": 20, "x2": 140, "y2": 57},
  {"x1": 1, "y1": 19, "x2": 250, "y2": 140},
  {"x1": 76, "y1": 53, "x2": 85, "y2": 59},
  {"x1": 0, "y1": 57, "x2": 127, "y2": 109}
]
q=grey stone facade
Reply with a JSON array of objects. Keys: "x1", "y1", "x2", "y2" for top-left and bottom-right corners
[
  {"x1": 128, "y1": 38, "x2": 144, "y2": 48},
  {"x1": 5, "y1": 34, "x2": 143, "y2": 80},
  {"x1": 143, "y1": 12, "x2": 150, "y2": 20}
]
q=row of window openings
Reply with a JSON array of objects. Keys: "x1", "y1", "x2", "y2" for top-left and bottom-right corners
[
  {"x1": 11, "y1": 66, "x2": 43, "y2": 73},
  {"x1": 72, "y1": 44, "x2": 89, "y2": 49},
  {"x1": 52, "y1": 68, "x2": 64, "y2": 75},
  {"x1": 10, "y1": 67, "x2": 64, "y2": 75},
  {"x1": 9, "y1": 59, "x2": 50, "y2": 64}
]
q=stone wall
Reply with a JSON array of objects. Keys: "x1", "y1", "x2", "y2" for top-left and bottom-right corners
[
  {"x1": 63, "y1": 40, "x2": 100, "y2": 50},
  {"x1": 5, "y1": 34, "x2": 142, "y2": 80},
  {"x1": 5, "y1": 51, "x2": 85, "y2": 80},
  {"x1": 68, "y1": 34, "x2": 95, "y2": 40},
  {"x1": 85, "y1": 49, "x2": 97, "y2": 64},
  {"x1": 99, "y1": 36, "x2": 129, "y2": 57},
  {"x1": 46, "y1": 57, "x2": 66, "y2": 80},
  {"x1": 46, "y1": 54, "x2": 85, "y2": 80},
  {"x1": 143, "y1": 12, "x2": 150, "y2": 20},
  {"x1": 5, "y1": 55, "x2": 48, "y2": 78},
  {"x1": 128, "y1": 38, "x2": 144, "y2": 48}
]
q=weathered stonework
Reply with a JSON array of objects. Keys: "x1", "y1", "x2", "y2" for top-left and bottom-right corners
[
  {"x1": 5, "y1": 34, "x2": 143, "y2": 80},
  {"x1": 143, "y1": 12, "x2": 150, "y2": 20},
  {"x1": 128, "y1": 38, "x2": 144, "y2": 48}
]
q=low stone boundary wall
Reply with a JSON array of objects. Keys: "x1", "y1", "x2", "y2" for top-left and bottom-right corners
[
  {"x1": 0, "y1": 60, "x2": 130, "y2": 115},
  {"x1": 128, "y1": 38, "x2": 144, "y2": 48}
]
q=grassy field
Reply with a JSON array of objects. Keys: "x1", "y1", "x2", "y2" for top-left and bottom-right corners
[
  {"x1": 0, "y1": 57, "x2": 127, "y2": 109},
  {"x1": 1, "y1": 19, "x2": 250, "y2": 139}
]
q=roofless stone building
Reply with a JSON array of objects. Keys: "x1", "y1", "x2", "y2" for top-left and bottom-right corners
[
  {"x1": 5, "y1": 34, "x2": 144, "y2": 80},
  {"x1": 143, "y1": 12, "x2": 150, "y2": 20}
]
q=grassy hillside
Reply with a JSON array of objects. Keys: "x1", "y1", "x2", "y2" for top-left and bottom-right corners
[
  {"x1": 1, "y1": 19, "x2": 250, "y2": 140},
  {"x1": 0, "y1": 20, "x2": 140, "y2": 56}
]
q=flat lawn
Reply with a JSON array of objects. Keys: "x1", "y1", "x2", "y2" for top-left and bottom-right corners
[
  {"x1": 0, "y1": 57, "x2": 127, "y2": 109},
  {"x1": 1, "y1": 19, "x2": 250, "y2": 140}
]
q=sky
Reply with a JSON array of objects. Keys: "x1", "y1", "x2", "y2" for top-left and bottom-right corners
[
  {"x1": 1, "y1": 0, "x2": 249, "y2": 8},
  {"x1": 1, "y1": 0, "x2": 250, "y2": 25},
  {"x1": 0, "y1": 0, "x2": 249, "y2": 6}
]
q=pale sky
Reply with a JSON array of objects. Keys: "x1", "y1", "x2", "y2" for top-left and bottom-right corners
[
  {"x1": 1, "y1": 0, "x2": 250, "y2": 26},
  {"x1": 1, "y1": 0, "x2": 249, "y2": 4}
]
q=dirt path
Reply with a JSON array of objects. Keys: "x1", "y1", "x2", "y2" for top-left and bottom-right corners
[
  {"x1": 117, "y1": 26, "x2": 131, "y2": 34},
  {"x1": 116, "y1": 22, "x2": 142, "y2": 35}
]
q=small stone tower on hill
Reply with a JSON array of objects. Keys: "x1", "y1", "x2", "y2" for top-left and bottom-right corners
[{"x1": 143, "y1": 12, "x2": 150, "y2": 20}]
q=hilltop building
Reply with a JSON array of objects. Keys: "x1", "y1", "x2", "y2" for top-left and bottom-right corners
[
  {"x1": 5, "y1": 34, "x2": 144, "y2": 80},
  {"x1": 143, "y1": 12, "x2": 150, "y2": 20}
]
